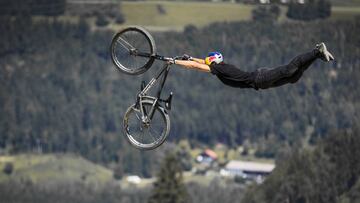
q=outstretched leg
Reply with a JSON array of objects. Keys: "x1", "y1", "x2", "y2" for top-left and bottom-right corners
[
  {"x1": 254, "y1": 43, "x2": 334, "y2": 90},
  {"x1": 254, "y1": 50, "x2": 318, "y2": 89},
  {"x1": 273, "y1": 50, "x2": 319, "y2": 86}
]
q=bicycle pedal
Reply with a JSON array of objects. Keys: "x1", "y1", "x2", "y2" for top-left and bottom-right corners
[{"x1": 165, "y1": 92, "x2": 173, "y2": 110}]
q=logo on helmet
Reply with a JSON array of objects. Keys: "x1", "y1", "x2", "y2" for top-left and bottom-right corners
[{"x1": 205, "y1": 52, "x2": 223, "y2": 65}]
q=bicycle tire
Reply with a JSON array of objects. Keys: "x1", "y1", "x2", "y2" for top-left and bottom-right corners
[
  {"x1": 111, "y1": 26, "x2": 156, "y2": 75},
  {"x1": 123, "y1": 100, "x2": 170, "y2": 150}
]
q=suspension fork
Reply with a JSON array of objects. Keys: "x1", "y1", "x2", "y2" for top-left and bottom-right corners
[{"x1": 139, "y1": 98, "x2": 158, "y2": 124}]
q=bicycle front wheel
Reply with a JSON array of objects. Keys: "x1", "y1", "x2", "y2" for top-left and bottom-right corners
[
  {"x1": 123, "y1": 100, "x2": 170, "y2": 150},
  {"x1": 111, "y1": 26, "x2": 156, "y2": 75}
]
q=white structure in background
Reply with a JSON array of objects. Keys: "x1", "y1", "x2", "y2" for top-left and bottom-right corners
[
  {"x1": 298, "y1": 0, "x2": 305, "y2": 4},
  {"x1": 259, "y1": 0, "x2": 270, "y2": 4},
  {"x1": 126, "y1": 175, "x2": 141, "y2": 184},
  {"x1": 196, "y1": 149, "x2": 218, "y2": 165},
  {"x1": 67, "y1": 0, "x2": 115, "y2": 3},
  {"x1": 280, "y1": 0, "x2": 305, "y2": 3},
  {"x1": 220, "y1": 160, "x2": 275, "y2": 183}
]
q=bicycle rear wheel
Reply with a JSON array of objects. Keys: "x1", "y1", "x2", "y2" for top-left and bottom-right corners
[
  {"x1": 123, "y1": 100, "x2": 170, "y2": 150},
  {"x1": 111, "y1": 26, "x2": 156, "y2": 75}
]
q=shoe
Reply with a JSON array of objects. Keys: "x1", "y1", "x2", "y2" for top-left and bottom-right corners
[{"x1": 316, "y1": 42, "x2": 334, "y2": 62}]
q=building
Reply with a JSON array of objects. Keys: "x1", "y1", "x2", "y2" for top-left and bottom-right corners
[
  {"x1": 220, "y1": 160, "x2": 275, "y2": 183},
  {"x1": 196, "y1": 149, "x2": 218, "y2": 164},
  {"x1": 240, "y1": 0, "x2": 306, "y2": 4},
  {"x1": 126, "y1": 175, "x2": 141, "y2": 184},
  {"x1": 259, "y1": 0, "x2": 270, "y2": 4}
]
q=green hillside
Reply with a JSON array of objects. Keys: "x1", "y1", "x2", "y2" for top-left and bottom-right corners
[
  {"x1": 0, "y1": 153, "x2": 234, "y2": 191},
  {"x1": 330, "y1": 0, "x2": 360, "y2": 6},
  {"x1": 331, "y1": 6, "x2": 360, "y2": 19},
  {"x1": 121, "y1": 1, "x2": 254, "y2": 30},
  {"x1": 43, "y1": 1, "x2": 360, "y2": 31},
  {"x1": 0, "y1": 154, "x2": 114, "y2": 185},
  {"x1": 117, "y1": 1, "x2": 360, "y2": 30}
]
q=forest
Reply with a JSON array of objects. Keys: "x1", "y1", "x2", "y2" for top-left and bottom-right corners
[
  {"x1": 0, "y1": 4, "x2": 359, "y2": 202},
  {"x1": 1, "y1": 15, "x2": 359, "y2": 160}
]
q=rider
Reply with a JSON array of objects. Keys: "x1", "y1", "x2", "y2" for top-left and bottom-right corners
[{"x1": 171, "y1": 43, "x2": 334, "y2": 90}]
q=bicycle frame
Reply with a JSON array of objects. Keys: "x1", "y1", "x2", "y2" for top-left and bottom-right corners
[{"x1": 136, "y1": 57, "x2": 173, "y2": 123}]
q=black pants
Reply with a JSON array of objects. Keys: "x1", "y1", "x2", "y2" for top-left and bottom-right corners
[{"x1": 254, "y1": 50, "x2": 319, "y2": 89}]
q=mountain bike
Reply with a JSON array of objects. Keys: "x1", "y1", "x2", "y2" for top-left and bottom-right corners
[{"x1": 110, "y1": 26, "x2": 183, "y2": 150}]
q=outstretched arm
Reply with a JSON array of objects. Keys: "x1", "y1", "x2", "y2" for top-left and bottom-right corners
[
  {"x1": 191, "y1": 57, "x2": 206, "y2": 64},
  {"x1": 174, "y1": 57, "x2": 210, "y2": 72}
]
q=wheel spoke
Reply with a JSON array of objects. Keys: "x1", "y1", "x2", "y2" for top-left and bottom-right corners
[
  {"x1": 117, "y1": 34, "x2": 137, "y2": 49},
  {"x1": 149, "y1": 122, "x2": 163, "y2": 130},
  {"x1": 117, "y1": 36, "x2": 135, "y2": 50},
  {"x1": 141, "y1": 127, "x2": 144, "y2": 145},
  {"x1": 130, "y1": 107, "x2": 142, "y2": 121},
  {"x1": 134, "y1": 112, "x2": 141, "y2": 121},
  {"x1": 147, "y1": 128, "x2": 157, "y2": 143},
  {"x1": 149, "y1": 126, "x2": 162, "y2": 137}
]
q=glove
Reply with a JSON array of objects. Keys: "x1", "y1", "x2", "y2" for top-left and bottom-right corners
[{"x1": 182, "y1": 54, "x2": 192, "y2": 61}]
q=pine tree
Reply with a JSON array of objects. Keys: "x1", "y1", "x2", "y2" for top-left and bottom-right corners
[{"x1": 148, "y1": 153, "x2": 191, "y2": 203}]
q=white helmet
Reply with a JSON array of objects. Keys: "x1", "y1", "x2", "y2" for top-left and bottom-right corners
[{"x1": 205, "y1": 52, "x2": 223, "y2": 65}]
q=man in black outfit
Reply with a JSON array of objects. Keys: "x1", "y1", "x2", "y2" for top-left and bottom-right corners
[{"x1": 172, "y1": 43, "x2": 334, "y2": 90}]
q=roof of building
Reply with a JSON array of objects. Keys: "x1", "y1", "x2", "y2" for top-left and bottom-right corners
[
  {"x1": 203, "y1": 149, "x2": 218, "y2": 159},
  {"x1": 225, "y1": 160, "x2": 275, "y2": 173}
]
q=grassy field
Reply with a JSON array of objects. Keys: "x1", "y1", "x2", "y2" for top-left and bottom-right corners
[
  {"x1": 0, "y1": 153, "x2": 235, "y2": 190},
  {"x1": 48, "y1": 2, "x2": 360, "y2": 32},
  {"x1": 0, "y1": 154, "x2": 114, "y2": 186},
  {"x1": 114, "y1": 1, "x2": 360, "y2": 31},
  {"x1": 119, "y1": 1, "x2": 254, "y2": 31},
  {"x1": 330, "y1": 0, "x2": 360, "y2": 6},
  {"x1": 331, "y1": 6, "x2": 360, "y2": 19}
]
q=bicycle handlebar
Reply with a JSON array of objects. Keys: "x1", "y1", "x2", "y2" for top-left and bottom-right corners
[
  {"x1": 132, "y1": 49, "x2": 189, "y2": 62},
  {"x1": 154, "y1": 54, "x2": 187, "y2": 62}
]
